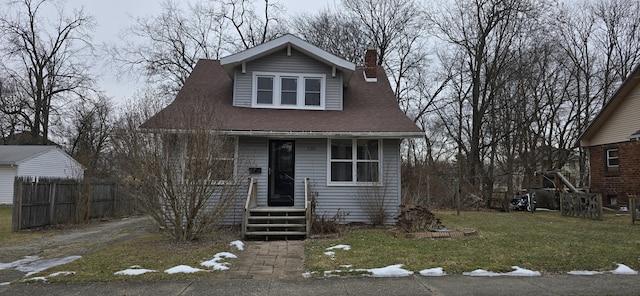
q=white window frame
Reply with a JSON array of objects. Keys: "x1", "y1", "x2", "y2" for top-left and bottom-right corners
[
  {"x1": 606, "y1": 148, "x2": 619, "y2": 168},
  {"x1": 252, "y1": 71, "x2": 325, "y2": 110},
  {"x1": 327, "y1": 138, "x2": 383, "y2": 186}
]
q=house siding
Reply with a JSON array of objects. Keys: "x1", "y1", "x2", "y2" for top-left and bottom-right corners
[
  {"x1": 236, "y1": 137, "x2": 401, "y2": 224},
  {"x1": 16, "y1": 149, "x2": 84, "y2": 180},
  {"x1": 0, "y1": 167, "x2": 17, "y2": 204},
  {"x1": 232, "y1": 48, "x2": 344, "y2": 110},
  {"x1": 589, "y1": 83, "x2": 640, "y2": 146},
  {"x1": 588, "y1": 140, "x2": 640, "y2": 206}
]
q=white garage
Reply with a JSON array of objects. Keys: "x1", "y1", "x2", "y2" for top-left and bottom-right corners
[{"x1": 0, "y1": 146, "x2": 84, "y2": 205}]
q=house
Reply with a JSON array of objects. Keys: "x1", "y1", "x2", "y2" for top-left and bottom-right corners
[
  {"x1": 0, "y1": 146, "x2": 85, "y2": 205},
  {"x1": 578, "y1": 64, "x2": 640, "y2": 208},
  {"x1": 141, "y1": 34, "x2": 423, "y2": 237}
]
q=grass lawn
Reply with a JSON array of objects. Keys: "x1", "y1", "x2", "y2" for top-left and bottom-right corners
[
  {"x1": 305, "y1": 211, "x2": 640, "y2": 275},
  {"x1": 40, "y1": 231, "x2": 239, "y2": 283},
  {"x1": 0, "y1": 206, "x2": 54, "y2": 247},
  {"x1": 13, "y1": 209, "x2": 640, "y2": 282}
]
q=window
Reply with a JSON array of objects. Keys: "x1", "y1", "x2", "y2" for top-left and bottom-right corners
[
  {"x1": 281, "y1": 77, "x2": 298, "y2": 105},
  {"x1": 329, "y1": 139, "x2": 381, "y2": 185},
  {"x1": 185, "y1": 136, "x2": 237, "y2": 182},
  {"x1": 305, "y1": 78, "x2": 321, "y2": 106},
  {"x1": 256, "y1": 76, "x2": 274, "y2": 104},
  {"x1": 253, "y1": 72, "x2": 325, "y2": 109},
  {"x1": 606, "y1": 148, "x2": 619, "y2": 168}
]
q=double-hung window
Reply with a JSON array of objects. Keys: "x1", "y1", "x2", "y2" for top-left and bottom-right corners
[
  {"x1": 253, "y1": 72, "x2": 325, "y2": 109},
  {"x1": 605, "y1": 147, "x2": 619, "y2": 173},
  {"x1": 329, "y1": 139, "x2": 381, "y2": 185},
  {"x1": 184, "y1": 136, "x2": 237, "y2": 182}
]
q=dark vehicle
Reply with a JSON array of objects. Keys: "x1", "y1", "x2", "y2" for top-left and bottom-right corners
[{"x1": 511, "y1": 192, "x2": 536, "y2": 212}]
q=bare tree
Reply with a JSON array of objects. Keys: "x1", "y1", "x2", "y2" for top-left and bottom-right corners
[
  {"x1": 110, "y1": 0, "x2": 285, "y2": 96},
  {"x1": 64, "y1": 95, "x2": 113, "y2": 177},
  {"x1": 429, "y1": 0, "x2": 541, "y2": 194},
  {"x1": 0, "y1": 0, "x2": 95, "y2": 144},
  {"x1": 109, "y1": 0, "x2": 226, "y2": 94},
  {"x1": 223, "y1": 0, "x2": 286, "y2": 51},
  {"x1": 292, "y1": 10, "x2": 368, "y2": 64},
  {"x1": 112, "y1": 96, "x2": 243, "y2": 241}
]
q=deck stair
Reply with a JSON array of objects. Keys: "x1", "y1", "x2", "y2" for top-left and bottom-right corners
[{"x1": 244, "y1": 207, "x2": 307, "y2": 240}]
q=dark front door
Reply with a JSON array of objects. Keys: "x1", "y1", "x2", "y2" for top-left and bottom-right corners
[{"x1": 268, "y1": 140, "x2": 295, "y2": 206}]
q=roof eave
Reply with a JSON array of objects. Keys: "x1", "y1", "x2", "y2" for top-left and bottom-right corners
[
  {"x1": 139, "y1": 128, "x2": 424, "y2": 139},
  {"x1": 220, "y1": 34, "x2": 356, "y2": 83},
  {"x1": 577, "y1": 63, "x2": 640, "y2": 147}
]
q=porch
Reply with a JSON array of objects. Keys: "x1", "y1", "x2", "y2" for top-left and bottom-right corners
[{"x1": 242, "y1": 178, "x2": 312, "y2": 240}]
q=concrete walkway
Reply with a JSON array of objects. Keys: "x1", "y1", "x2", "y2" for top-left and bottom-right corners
[{"x1": 227, "y1": 240, "x2": 305, "y2": 279}]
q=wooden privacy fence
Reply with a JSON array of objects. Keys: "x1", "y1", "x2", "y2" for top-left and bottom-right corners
[
  {"x1": 559, "y1": 192, "x2": 603, "y2": 220},
  {"x1": 630, "y1": 195, "x2": 640, "y2": 224},
  {"x1": 12, "y1": 177, "x2": 138, "y2": 231}
]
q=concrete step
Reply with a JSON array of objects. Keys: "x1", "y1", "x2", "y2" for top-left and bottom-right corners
[
  {"x1": 244, "y1": 231, "x2": 307, "y2": 236},
  {"x1": 247, "y1": 216, "x2": 304, "y2": 220},
  {"x1": 247, "y1": 223, "x2": 306, "y2": 228},
  {"x1": 250, "y1": 207, "x2": 306, "y2": 213}
]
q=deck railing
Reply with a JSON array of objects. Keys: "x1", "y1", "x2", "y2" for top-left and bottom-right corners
[
  {"x1": 242, "y1": 178, "x2": 258, "y2": 238},
  {"x1": 304, "y1": 177, "x2": 311, "y2": 236}
]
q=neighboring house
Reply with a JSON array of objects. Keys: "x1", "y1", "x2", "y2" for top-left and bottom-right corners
[
  {"x1": 0, "y1": 146, "x2": 85, "y2": 205},
  {"x1": 578, "y1": 64, "x2": 640, "y2": 207},
  {"x1": 1, "y1": 132, "x2": 58, "y2": 145},
  {"x1": 142, "y1": 34, "x2": 423, "y2": 237}
]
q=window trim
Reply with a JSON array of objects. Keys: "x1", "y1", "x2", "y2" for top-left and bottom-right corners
[
  {"x1": 252, "y1": 72, "x2": 326, "y2": 110},
  {"x1": 606, "y1": 148, "x2": 619, "y2": 168},
  {"x1": 327, "y1": 138, "x2": 383, "y2": 186},
  {"x1": 185, "y1": 136, "x2": 238, "y2": 185}
]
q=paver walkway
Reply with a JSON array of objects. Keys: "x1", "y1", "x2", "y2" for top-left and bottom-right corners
[{"x1": 227, "y1": 240, "x2": 305, "y2": 279}]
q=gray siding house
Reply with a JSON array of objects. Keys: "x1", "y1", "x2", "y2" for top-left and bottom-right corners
[{"x1": 142, "y1": 34, "x2": 423, "y2": 238}]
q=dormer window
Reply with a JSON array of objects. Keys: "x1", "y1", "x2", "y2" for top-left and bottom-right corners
[{"x1": 252, "y1": 72, "x2": 325, "y2": 110}]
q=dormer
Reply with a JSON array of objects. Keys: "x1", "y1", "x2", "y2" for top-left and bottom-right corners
[{"x1": 220, "y1": 34, "x2": 356, "y2": 111}]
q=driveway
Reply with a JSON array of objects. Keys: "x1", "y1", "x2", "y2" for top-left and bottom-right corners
[{"x1": 0, "y1": 216, "x2": 154, "y2": 284}]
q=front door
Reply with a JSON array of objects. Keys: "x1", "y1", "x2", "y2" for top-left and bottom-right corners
[{"x1": 268, "y1": 140, "x2": 295, "y2": 206}]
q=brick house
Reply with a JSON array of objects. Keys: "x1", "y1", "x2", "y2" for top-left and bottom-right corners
[{"x1": 578, "y1": 64, "x2": 640, "y2": 207}]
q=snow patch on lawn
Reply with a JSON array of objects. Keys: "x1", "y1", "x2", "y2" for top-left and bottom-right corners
[
  {"x1": 17, "y1": 256, "x2": 81, "y2": 276},
  {"x1": 0, "y1": 256, "x2": 40, "y2": 270},
  {"x1": 326, "y1": 244, "x2": 351, "y2": 251},
  {"x1": 164, "y1": 265, "x2": 204, "y2": 274},
  {"x1": 463, "y1": 266, "x2": 540, "y2": 277},
  {"x1": 229, "y1": 240, "x2": 244, "y2": 251},
  {"x1": 567, "y1": 270, "x2": 604, "y2": 275},
  {"x1": 611, "y1": 264, "x2": 638, "y2": 275},
  {"x1": 200, "y1": 252, "x2": 238, "y2": 271},
  {"x1": 114, "y1": 266, "x2": 157, "y2": 276},
  {"x1": 419, "y1": 267, "x2": 446, "y2": 276},
  {"x1": 367, "y1": 264, "x2": 413, "y2": 277}
]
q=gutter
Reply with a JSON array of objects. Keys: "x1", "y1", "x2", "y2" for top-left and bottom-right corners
[{"x1": 139, "y1": 128, "x2": 424, "y2": 139}]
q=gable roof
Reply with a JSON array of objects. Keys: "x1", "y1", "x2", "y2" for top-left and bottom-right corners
[
  {"x1": 220, "y1": 34, "x2": 356, "y2": 84},
  {"x1": 0, "y1": 145, "x2": 58, "y2": 165},
  {"x1": 141, "y1": 59, "x2": 423, "y2": 138},
  {"x1": 1, "y1": 132, "x2": 58, "y2": 146},
  {"x1": 578, "y1": 63, "x2": 640, "y2": 147}
]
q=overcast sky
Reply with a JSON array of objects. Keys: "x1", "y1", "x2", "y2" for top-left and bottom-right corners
[{"x1": 49, "y1": 0, "x2": 337, "y2": 105}]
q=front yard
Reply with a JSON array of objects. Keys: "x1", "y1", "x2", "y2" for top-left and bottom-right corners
[
  {"x1": 306, "y1": 211, "x2": 640, "y2": 275},
  {"x1": 3, "y1": 208, "x2": 639, "y2": 282}
]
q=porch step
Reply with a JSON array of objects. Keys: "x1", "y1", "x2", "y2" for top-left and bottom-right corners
[
  {"x1": 247, "y1": 216, "x2": 303, "y2": 221},
  {"x1": 250, "y1": 207, "x2": 306, "y2": 213},
  {"x1": 244, "y1": 231, "x2": 307, "y2": 236},
  {"x1": 246, "y1": 223, "x2": 306, "y2": 228},
  {"x1": 243, "y1": 207, "x2": 308, "y2": 240}
]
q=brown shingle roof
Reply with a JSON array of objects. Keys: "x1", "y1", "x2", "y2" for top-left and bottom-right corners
[{"x1": 141, "y1": 59, "x2": 422, "y2": 137}]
